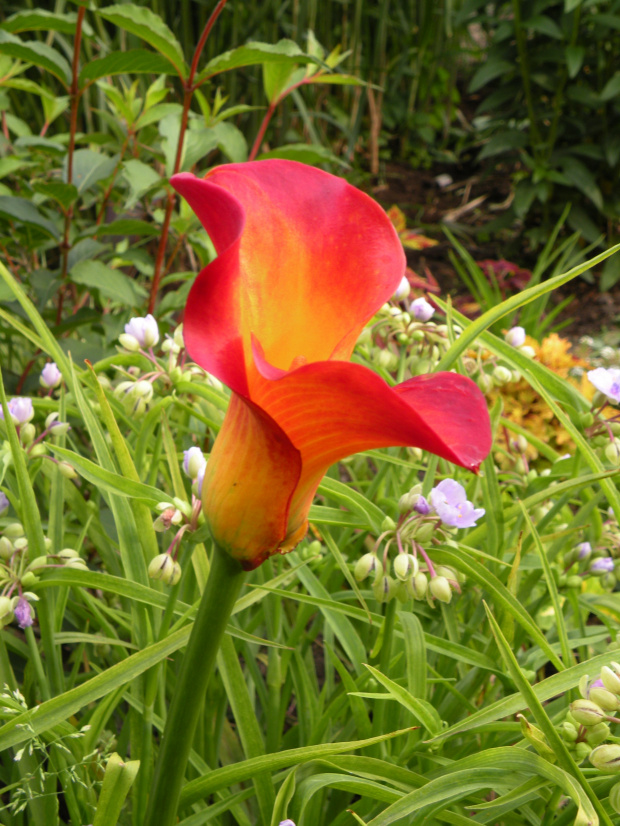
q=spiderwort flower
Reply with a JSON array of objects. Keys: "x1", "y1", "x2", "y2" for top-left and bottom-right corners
[
  {"x1": 410, "y1": 296, "x2": 434, "y2": 322},
  {"x1": 588, "y1": 367, "x2": 620, "y2": 404},
  {"x1": 429, "y1": 479, "x2": 485, "y2": 528},
  {"x1": 278, "y1": 821, "x2": 296, "y2": 826},
  {"x1": 590, "y1": 557, "x2": 615, "y2": 575},
  {"x1": 119, "y1": 314, "x2": 159, "y2": 351},
  {"x1": 505, "y1": 326, "x2": 526, "y2": 347},
  {"x1": 577, "y1": 542, "x2": 592, "y2": 560},
  {"x1": 14, "y1": 596, "x2": 33, "y2": 629},
  {"x1": 0, "y1": 398, "x2": 34, "y2": 425},
  {"x1": 40, "y1": 362, "x2": 62, "y2": 389},
  {"x1": 393, "y1": 275, "x2": 411, "y2": 300},
  {"x1": 183, "y1": 446, "x2": 206, "y2": 479},
  {"x1": 174, "y1": 161, "x2": 492, "y2": 569}
]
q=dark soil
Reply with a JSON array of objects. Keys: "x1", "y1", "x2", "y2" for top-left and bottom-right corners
[{"x1": 370, "y1": 162, "x2": 620, "y2": 341}]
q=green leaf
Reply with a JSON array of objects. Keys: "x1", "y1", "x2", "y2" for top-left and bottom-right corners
[
  {"x1": 70, "y1": 260, "x2": 147, "y2": 305},
  {"x1": 98, "y1": 4, "x2": 187, "y2": 78},
  {"x1": 64, "y1": 149, "x2": 118, "y2": 194},
  {"x1": 96, "y1": 218, "x2": 160, "y2": 238},
  {"x1": 478, "y1": 130, "x2": 527, "y2": 160},
  {"x1": 257, "y1": 142, "x2": 348, "y2": 167},
  {"x1": 0, "y1": 30, "x2": 71, "y2": 85},
  {"x1": 32, "y1": 180, "x2": 78, "y2": 210},
  {"x1": 525, "y1": 15, "x2": 564, "y2": 39},
  {"x1": 199, "y1": 39, "x2": 319, "y2": 82},
  {"x1": 361, "y1": 663, "x2": 442, "y2": 735},
  {"x1": 2, "y1": 10, "x2": 92, "y2": 36},
  {"x1": 93, "y1": 753, "x2": 140, "y2": 826},
  {"x1": 80, "y1": 49, "x2": 178, "y2": 83},
  {"x1": 566, "y1": 45, "x2": 585, "y2": 78},
  {"x1": 600, "y1": 72, "x2": 620, "y2": 102},
  {"x1": 263, "y1": 61, "x2": 299, "y2": 103},
  {"x1": 468, "y1": 58, "x2": 513, "y2": 92},
  {"x1": 122, "y1": 158, "x2": 163, "y2": 208},
  {"x1": 0, "y1": 195, "x2": 59, "y2": 238}
]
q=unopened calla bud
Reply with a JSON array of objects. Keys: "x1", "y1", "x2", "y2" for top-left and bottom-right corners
[
  {"x1": 590, "y1": 744, "x2": 620, "y2": 772},
  {"x1": 570, "y1": 699, "x2": 608, "y2": 726},
  {"x1": 354, "y1": 553, "x2": 381, "y2": 582}
]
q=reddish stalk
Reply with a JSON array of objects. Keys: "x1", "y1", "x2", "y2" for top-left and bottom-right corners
[
  {"x1": 147, "y1": 0, "x2": 229, "y2": 314},
  {"x1": 56, "y1": 5, "x2": 86, "y2": 325}
]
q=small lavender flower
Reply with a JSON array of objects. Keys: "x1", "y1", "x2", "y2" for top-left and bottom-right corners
[
  {"x1": 429, "y1": 479, "x2": 485, "y2": 529},
  {"x1": 590, "y1": 557, "x2": 615, "y2": 575},
  {"x1": 120, "y1": 314, "x2": 159, "y2": 350},
  {"x1": 0, "y1": 398, "x2": 34, "y2": 425},
  {"x1": 577, "y1": 542, "x2": 592, "y2": 560},
  {"x1": 0, "y1": 492, "x2": 8, "y2": 516},
  {"x1": 413, "y1": 494, "x2": 431, "y2": 515},
  {"x1": 40, "y1": 362, "x2": 62, "y2": 389},
  {"x1": 505, "y1": 326, "x2": 526, "y2": 347},
  {"x1": 196, "y1": 464, "x2": 206, "y2": 497},
  {"x1": 183, "y1": 446, "x2": 206, "y2": 479},
  {"x1": 410, "y1": 296, "x2": 434, "y2": 322},
  {"x1": 14, "y1": 596, "x2": 33, "y2": 629},
  {"x1": 588, "y1": 367, "x2": 620, "y2": 403},
  {"x1": 278, "y1": 821, "x2": 296, "y2": 826}
]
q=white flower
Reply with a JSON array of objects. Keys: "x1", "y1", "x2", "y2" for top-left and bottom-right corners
[
  {"x1": 0, "y1": 398, "x2": 34, "y2": 425},
  {"x1": 588, "y1": 367, "x2": 620, "y2": 403},
  {"x1": 393, "y1": 276, "x2": 411, "y2": 300},
  {"x1": 183, "y1": 446, "x2": 206, "y2": 479},
  {"x1": 120, "y1": 314, "x2": 159, "y2": 350},
  {"x1": 410, "y1": 297, "x2": 434, "y2": 322},
  {"x1": 505, "y1": 326, "x2": 526, "y2": 347}
]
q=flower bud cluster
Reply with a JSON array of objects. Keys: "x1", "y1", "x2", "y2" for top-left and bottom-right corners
[{"x1": 562, "y1": 531, "x2": 620, "y2": 593}]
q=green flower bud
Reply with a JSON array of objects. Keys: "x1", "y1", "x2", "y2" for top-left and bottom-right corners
[
  {"x1": 148, "y1": 553, "x2": 181, "y2": 586},
  {"x1": 586, "y1": 722, "x2": 610, "y2": 747},
  {"x1": 609, "y1": 781, "x2": 620, "y2": 814},
  {"x1": 20, "y1": 572, "x2": 38, "y2": 588},
  {"x1": 477, "y1": 372, "x2": 494, "y2": 393},
  {"x1": 493, "y1": 365, "x2": 512, "y2": 385},
  {"x1": 373, "y1": 574, "x2": 395, "y2": 603},
  {"x1": 13, "y1": 538, "x2": 27, "y2": 552},
  {"x1": 590, "y1": 744, "x2": 620, "y2": 772},
  {"x1": 59, "y1": 461, "x2": 78, "y2": 479},
  {"x1": 29, "y1": 443, "x2": 47, "y2": 458},
  {"x1": 65, "y1": 557, "x2": 89, "y2": 571},
  {"x1": 559, "y1": 721, "x2": 578, "y2": 742},
  {"x1": 395, "y1": 580, "x2": 410, "y2": 604},
  {"x1": 605, "y1": 441, "x2": 620, "y2": 465},
  {"x1": 173, "y1": 325, "x2": 185, "y2": 349},
  {"x1": 579, "y1": 412, "x2": 594, "y2": 428},
  {"x1": 354, "y1": 553, "x2": 381, "y2": 582},
  {"x1": 28, "y1": 556, "x2": 48, "y2": 571},
  {"x1": 434, "y1": 565, "x2": 458, "y2": 582},
  {"x1": 412, "y1": 571, "x2": 428, "y2": 600},
  {"x1": 0, "y1": 596, "x2": 13, "y2": 627},
  {"x1": 573, "y1": 742, "x2": 592, "y2": 763},
  {"x1": 118, "y1": 333, "x2": 141, "y2": 352},
  {"x1": 58, "y1": 548, "x2": 79, "y2": 561},
  {"x1": 602, "y1": 665, "x2": 620, "y2": 695},
  {"x1": 3, "y1": 523, "x2": 24, "y2": 539},
  {"x1": 516, "y1": 434, "x2": 528, "y2": 453},
  {"x1": 430, "y1": 575, "x2": 452, "y2": 604},
  {"x1": 566, "y1": 575, "x2": 583, "y2": 590},
  {"x1": 602, "y1": 572, "x2": 617, "y2": 590},
  {"x1": 381, "y1": 516, "x2": 396, "y2": 533},
  {"x1": 20, "y1": 423, "x2": 36, "y2": 447},
  {"x1": 414, "y1": 522, "x2": 435, "y2": 543},
  {"x1": 570, "y1": 699, "x2": 608, "y2": 726},
  {"x1": 0, "y1": 537, "x2": 13, "y2": 560},
  {"x1": 590, "y1": 687, "x2": 620, "y2": 712},
  {"x1": 398, "y1": 492, "x2": 415, "y2": 513},
  {"x1": 393, "y1": 553, "x2": 414, "y2": 581}
]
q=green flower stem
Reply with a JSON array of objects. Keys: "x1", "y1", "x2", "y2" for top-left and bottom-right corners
[{"x1": 144, "y1": 543, "x2": 245, "y2": 826}]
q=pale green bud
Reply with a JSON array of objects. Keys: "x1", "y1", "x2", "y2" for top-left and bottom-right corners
[
  {"x1": 20, "y1": 571, "x2": 38, "y2": 588},
  {"x1": 492, "y1": 366, "x2": 512, "y2": 385},
  {"x1": 398, "y1": 492, "x2": 415, "y2": 513},
  {"x1": 586, "y1": 722, "x2": 610, "y2": 746},
  {"x1": 132, "y1": 380, "x2": 154, "y2": 402},
  {"x1": 376, "y1": 349, "x2": 398, "y2": 372},
  {"x1": 0, "y1": 537, "x2": 13, "y2": 560},
  {"x1": 412, "y1": 572, "x2": 428, "y2": 599},
  {"x1": 602, "y1": 665, "x2": 620, "y2": 694},
  {"x1": 430, "y1": 575, "x2": 452, "y2": 604},
  {"x1": 395, "y1": 581, "x2": 410, "y2": 604},
  {"x1": 59, "y1": 461, "x2": 78, "y2": 479},
  {"x1": 605, "y1": 442, "x2": 620, "y2": 465},
  {"x1": 570, "y1": 699, "x2": 608, "y2": 726},
  {"x1": 477, "y1": 372, "x2": 494, "y2": 393},
  {"x1": 13, "y1": 538, "x2": 27, "y2": 552},
  {"x1": 57, "y1": 549, "x2": 79, "y2": 561},
  {"x1": 590, "y1": 744, "x2": 620, "y2": 772},
  {"x1": 28, "y1": 556, "x2": 48, "y2": 571},
  {"x1": 118, "y1": 333, "x2": 141, "y2": 352},
  {"x1": 173, "y1": 325, "x2": 185, "y2": 349},
  {"x1": 148, "y1": 553, "x2": 181, "y2": 586},
  {"x1": 609, "y1": 781, "x2": 620, "y2": 814},
  {"x1": 590, "y1": 687, "x2": 620, "y2": 711},
  {"x1": 573, "y1": 742, "x2": 592, "y2": 763},
  {"x1": 381, "y1": 516, "x2": 396, "y2": 532},
  {"x1": 29, "y1": 443, "x2": 47, "y2": 458},
  {"x1": 566, "y1": 575, "x2": 583, "y2": 589},
  {"x1": 414, "y1": 522, "x2": 435, "y2": 543},
  {"x1": 393, "y1": 553, "x2": 414, "y2": 581},
  {"x1": 20, "y1": 423, "x2": 36, "y2": 446},
  {"x1": 559, "y1": 721, "x2": 578, "y2": 742},
  {"x1": 354, "y1": 553, "x2": 381, "y2": 582},
  {"x1": 114, "y1": 380, "x2": 135, "y2": 398},
  {"x1": 3, "y1": 523, "x2": 24, "y2": 539},
  {"x1": 373, "y1": 575, "x2": 395, "y2": 603},
  {"x1": 0, "y1": 596, "x2": 13, "y2": 625},
  {"x1": 520, "y1": 345, "x2": 536, "y2": 358},
  {"x1": 434, "y1": 565, "x2": 458, "y2": 582}
]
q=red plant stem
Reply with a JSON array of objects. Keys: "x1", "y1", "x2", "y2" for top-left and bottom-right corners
[
  {"x1": 56, "y1": 5, "x2": 85, "y2": 326},
  {"x1": 248, "y1": 76, "x2": 319, "y2": 162},
  {"x1": 147, "y1": 0, "x2": 229, "y2": 315}
]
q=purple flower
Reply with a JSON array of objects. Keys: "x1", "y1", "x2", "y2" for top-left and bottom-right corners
[
  {"x1": 591, "y1": 678, "x2": 605, "y2": 689},
  {"x1": 577, "y1": 542, "x2": 592, "y2": 560},
  {"x1": 410, "y1": 297, "x2": 434, "y2": 322},
  {"x1": 278, "y1": 821, "x2": 296, "y2": 826},
  {"x1": 0, "y1": 491, "x2": 8, "y2": 516},
  {"x1": 196, "y1": 464, "x2": 206, "y2": 497},
  {"x1": 123, "y1": 314, "x2": 159, "y2": 349},
  {"x1": 183, "y1": 446, "x2": 206, "y2": 479},
  {"x1": 0, "y1": 398, "x2": 34, "y2": 425},
  {"x1": 413, "y1": 494, "x2": 431, "y2": 515},
  {"x1": 588, "y1": 367, "x2": 620, "y2": 403},
  {"x1": 590, "y1": 557, "x2": 615, "y2": 575},
  {"x1": 505, "y1": 326, "x2": 526, "y2": 347},
  {"x1": 429, "y1": 479, "x2": 485, "y2": 529},
  {"x1": 14, "y1": 596, "x2": 33, "y2": 629},
  {"x1": 40, "y1": 362, "x2": 62, "y2": 389}
]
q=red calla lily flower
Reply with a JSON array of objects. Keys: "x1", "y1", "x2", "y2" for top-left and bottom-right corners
[{"x1": 173, "y1": 161, "x2": 491, "y2": 570}]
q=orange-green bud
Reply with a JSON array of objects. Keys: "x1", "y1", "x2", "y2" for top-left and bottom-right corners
[{"x1": 590, "y1": 744, "x2": 620, "y2": 772}]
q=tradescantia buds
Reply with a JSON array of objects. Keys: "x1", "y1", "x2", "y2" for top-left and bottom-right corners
[
  {"x1": 602, "y1": 664, "x2": 620, "y2": 695},
  {"x1": 570, "y1": 699, "x2": 609, "y2": 726},
  {"x1": 354, "y1": 553, "x2": 382, "y2": 582},
  {"x1": 148, "y1": 554, "x2": 181, "y2": 586},
  {"x1": 590, "y1": 744, "x2": 620, "y2": 772}
]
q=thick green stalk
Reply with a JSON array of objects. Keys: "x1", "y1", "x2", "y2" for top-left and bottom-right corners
[{"x1": 144, "y1": 544, "x2": 245, "y2": 826}]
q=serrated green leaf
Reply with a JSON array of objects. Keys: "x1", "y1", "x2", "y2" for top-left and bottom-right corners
[
  {"x1": 98, "y1": 4, "x2": 187, "y2": 78},
  {"x1": 0, "y1": 30, "x2": 71, "y2": 85},
  {"x1": 80, "y1": 49, "x2": 178, "y2": 83},
  {"x1": 64, "y1": 149, "x2": 118, "y2": 194},
  {"x1": 0, "y1": 195, "x2": 59, "y2": 238},
  {"x1": 2, "y1": 10, "x2": 92, "y2": 36},
  {"x1": 199, "y1": 39, "x2": 319, "y2": 82},
  {"x1": 70, "y1": 260, "x2": 147, "y2": 305}
]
